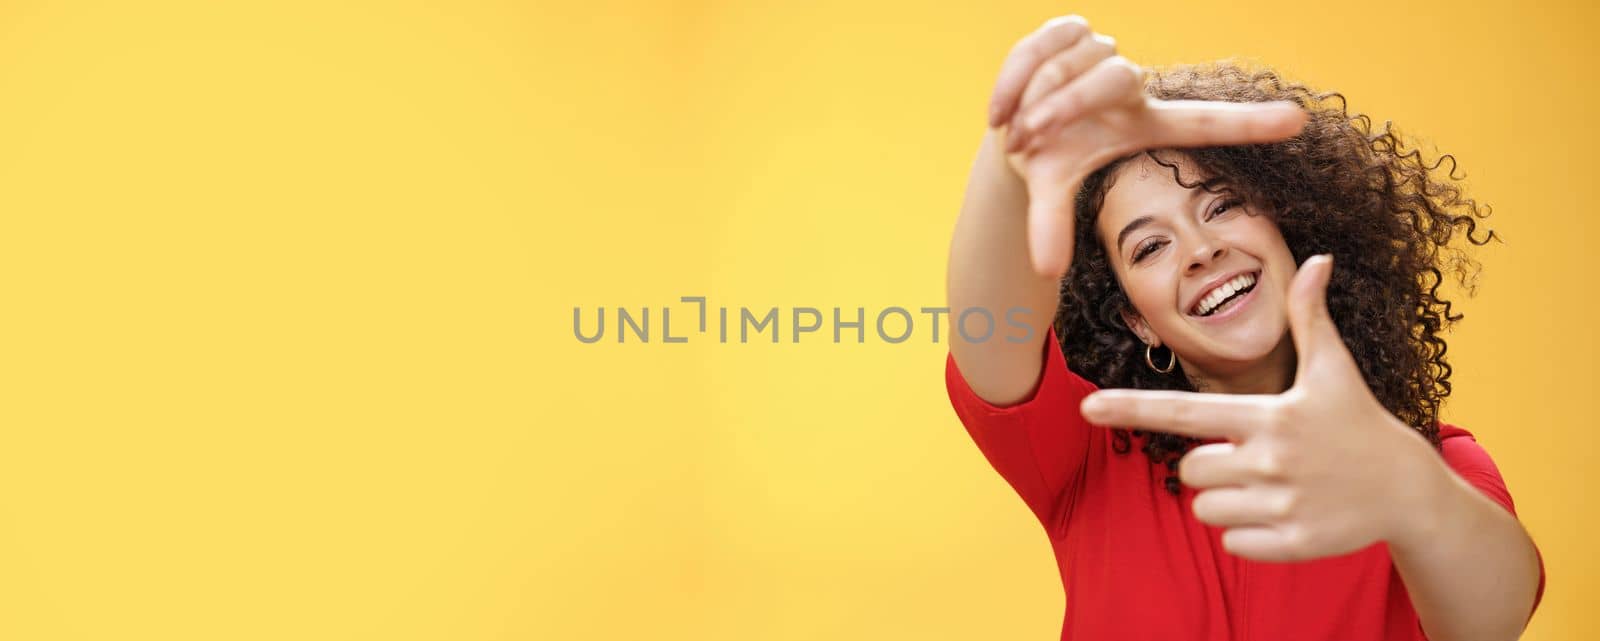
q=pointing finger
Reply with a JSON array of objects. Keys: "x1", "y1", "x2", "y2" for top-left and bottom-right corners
[
  {"x1": 1079, "y1": 389, "x2": 1272, "y2": 440},
  {"x1": 1143, "y1": 99, "x2": 1309, "y2": 148}
]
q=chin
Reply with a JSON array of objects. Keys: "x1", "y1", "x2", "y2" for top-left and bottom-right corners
[
  {"x1": 1208, "y1": 341, "x2": 1286, "y2": 367},
  {"x1": 1182, "y1": 319, "x2": 1289, "y2": 368}
]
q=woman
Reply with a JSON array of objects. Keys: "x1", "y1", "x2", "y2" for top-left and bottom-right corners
[{"x1": 944, "y1": 15, "x2": 1545, "y2": 641}]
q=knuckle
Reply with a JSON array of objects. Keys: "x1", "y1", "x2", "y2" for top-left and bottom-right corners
[
  {"x1": 1036, "y1": 60, "x2": 1065, "y2": 86},
  {"x1": 1280, "y1": 524, "x2": 1305, "y2": 553},
  {"x1": 1255, "y1": 451, "x2": 1285, "y2": 479},
  {"x1": 1041, "y1": 14, "x2": 1080, "y2": 28},
  {"x1": 1053, "y1": 89, "x2": 1086, "y2": 119},
  {"x1": 1271, "y1": 491, "x2": 1299, "y2": 519},
  {"x1": 1164, "y1": 397, "x2": 1194, "y2": 429},
  {"x1": 1281, "y1": 525, "x2": 1312, "y2": 557},
  {"x1": 1043, "y1": 14, "x2": 1090, "y2": 34},
  {"x1": 1107, "y1": 55, "x2": 1137, "y2": 73},
  {"x1": 1262, "y1": 399, "x2": 1293, "y2": 433},
  {"x1": 1034, "y1": 17, "x2": 1089, "y2": 54},
  {"x1": 1110, "y1": 58, "x2": 1143, "y2": 90},
  {"x1": 1020, "y1": 37, "x2": 1050, "y2": 64}
]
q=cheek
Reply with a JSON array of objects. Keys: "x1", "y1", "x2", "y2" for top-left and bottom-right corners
[
  {"x1": 1122, "y1": 272, "x2": 1177, "y2": 321},
  {"x1": 1242, "y1": 217, "x2": 1292, "y2": 256},
  {"x1": 1225, "y1": 219, "x2": 1295, "y2": 273},
  {"x1": 1245, "y1": 226, "x2": 1297, "y2": 306}
]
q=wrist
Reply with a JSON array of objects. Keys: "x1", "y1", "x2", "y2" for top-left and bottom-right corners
[{"x1": 978, "y1": 127, "x2": 1026, "y2": 189}]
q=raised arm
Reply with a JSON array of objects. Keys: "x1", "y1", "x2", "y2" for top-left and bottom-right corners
[{"x1": 946, "y1": 127, "x2": 1061, "y2": 405}]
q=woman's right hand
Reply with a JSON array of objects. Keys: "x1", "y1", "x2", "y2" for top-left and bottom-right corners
[{"x1": 987, "y1": 16, "x2": 1309, "y2": 277}]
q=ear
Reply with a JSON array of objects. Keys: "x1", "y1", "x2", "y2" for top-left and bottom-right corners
[{"x1": 1118, "y1": 308, "x2": 1156, "y2": 346}]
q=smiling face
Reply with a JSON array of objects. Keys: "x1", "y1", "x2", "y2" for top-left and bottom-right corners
[{"x1": 1095, "y1": 152, "x2": 1300, "y2": 391}]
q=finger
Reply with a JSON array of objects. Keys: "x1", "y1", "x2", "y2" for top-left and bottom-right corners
[
  {"x1": 1178, "y1": 442, "x2": 1280, "y2": 488},
  {"x1": 1221, "y1": 526, "x2": 1307, "y2": 562},
  {"x1": 1009, "y1": 56, "x2": 1144, "y2": 153},
  {"x1": 1286, "y1": 254, "x2": 1339, "y2": 380},
  {"x1": 1142, "y1": 99, "x2": 1309, "y2": 148},
  {"x1": 989, "y1": 15, "x2": 1091, "y2": 127},
  {"x1": 1021, "y1": 153, "x2": 1082, "y2": 277},
  {"x1": 1017, "y1": 33, "x2": 1118, "y2": 115},
  {"x1": 1192, "y1": 487, "x2": 1290, "y2": 527},
  {"x1": 1007, "y1": 34, "x2": 1120, "y2": 152},
  {"x1": 1079, "y1": 389, "x2": 1271, "y2": 440}
]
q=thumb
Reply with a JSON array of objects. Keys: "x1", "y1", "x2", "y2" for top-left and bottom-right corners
[{"x1": 1287, "y1": 254, "x2": 1338, "y2": 378}]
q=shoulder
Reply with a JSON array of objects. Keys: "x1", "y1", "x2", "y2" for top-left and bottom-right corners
[
  {"x1": 1435, "y1": 422, "x2": 1494, "y2": 462},
  {"x1": 1434, "y1": 422, "x2": 1518, "y2": 515}
]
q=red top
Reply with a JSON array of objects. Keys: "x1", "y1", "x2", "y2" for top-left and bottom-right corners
[{"x1": 944, "y1": 329, "x2": 1545, "y2": 641}]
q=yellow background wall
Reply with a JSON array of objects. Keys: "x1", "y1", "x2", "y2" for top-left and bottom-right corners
[{"x1": 0, "y1": 1, "x2": 1591, "y2": 639}]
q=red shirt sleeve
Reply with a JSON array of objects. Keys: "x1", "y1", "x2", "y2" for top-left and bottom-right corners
[
  {"x1": 944, "y1": 327, "x2": 1100, "y2": 535},
  {"x1": 1436, "y1": 424, "x2": 1546, "y2": 620}
]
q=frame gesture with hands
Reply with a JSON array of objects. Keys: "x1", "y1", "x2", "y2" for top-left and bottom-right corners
[{"x1": 1080, "y1": 255, "x2": 1450, "y2": 562}]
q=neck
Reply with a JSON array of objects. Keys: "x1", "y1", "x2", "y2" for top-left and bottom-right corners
[{"x1": 1181, "y1": 333, "x2": 1297, "y2": 395}]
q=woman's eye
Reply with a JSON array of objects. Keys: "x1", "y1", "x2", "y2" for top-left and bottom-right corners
[
  {"x1": 1133, "y1": 240, "x2": 1163, "y2": 262},
  {"x1": 1206, "y1": 198, "x2": 1243, "y2": 221}
]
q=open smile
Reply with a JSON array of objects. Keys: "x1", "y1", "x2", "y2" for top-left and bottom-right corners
[{"x1": 1187, "y1": 270, "x2": 1260, "y2": 320}]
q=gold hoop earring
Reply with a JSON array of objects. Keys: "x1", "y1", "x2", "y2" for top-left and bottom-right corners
[{"x1": 1145, "y1": 343, "x2": 1175, "y2": 374}]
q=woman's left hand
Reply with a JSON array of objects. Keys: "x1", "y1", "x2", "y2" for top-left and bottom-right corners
[{"x1": 1079, "y1": 255, "x2": 1447, "y2": 561}]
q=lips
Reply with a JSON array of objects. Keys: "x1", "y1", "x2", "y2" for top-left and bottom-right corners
[{"x1": 1187, "y1": 270, "x2": 1260, "y2": 317}]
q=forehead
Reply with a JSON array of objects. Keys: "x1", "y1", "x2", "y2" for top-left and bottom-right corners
[{"x1": 1096, "y1": 153, "x2": 1212, "y2": 240}]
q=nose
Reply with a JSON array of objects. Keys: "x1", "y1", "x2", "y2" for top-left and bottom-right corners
[{"x1": 1185, "y1": 236, "x2": 1227, "y2": 275}]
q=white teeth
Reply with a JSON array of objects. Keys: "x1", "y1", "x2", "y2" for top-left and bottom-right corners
[{"x1": 1194, "y1": 272, "x2": 1257, "y2": 316}]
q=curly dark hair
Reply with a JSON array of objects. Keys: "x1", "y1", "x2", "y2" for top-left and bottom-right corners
[{"x1": 1053, "y1": 62, "x2": 1496, "y2": 495}]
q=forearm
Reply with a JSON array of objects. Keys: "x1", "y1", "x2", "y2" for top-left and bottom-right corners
[
  {"x1": 947, "y1": 128, "x2": 1062, "y2": 404},
  {"x1": 1388, "y1": 448, "x2": 1541, "y2": 641}
]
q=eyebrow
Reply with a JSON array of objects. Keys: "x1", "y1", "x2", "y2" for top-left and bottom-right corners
[
  {"x1": 1115, "y1": 216, "x2": 1157, "y2": 253},
  {"x1": 1113, "y1": 189, "x2": 1210, "y2": 254}
]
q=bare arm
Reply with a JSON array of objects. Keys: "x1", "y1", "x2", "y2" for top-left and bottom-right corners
[
  {"x1": 1390, "y1": 454, "x2": 1541, "y2": 641},
  {"x1": 946, "y1": 127, "x2": 1061, "y2": 405}
]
